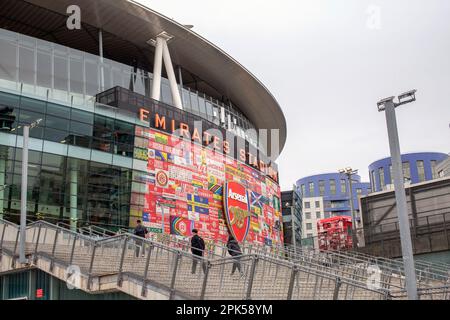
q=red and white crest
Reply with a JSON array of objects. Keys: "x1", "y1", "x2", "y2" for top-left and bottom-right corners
[{"x1": 223, "y1": 181, "x2": 251, "y2": 242}]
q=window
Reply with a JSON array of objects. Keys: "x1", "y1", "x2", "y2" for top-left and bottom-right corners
[
  {"x1": 0, "y1": 39, "x2": 18, "y2": 84},
  {"x1": 19, "y1": 46, "x2": 35, "y2": 86},
  {"x1": 306, "y1": 233, "x2": 313, "y2": 238},
  {"x1": 371, "y1": 170, "x2": 376, "y2": 191},
  {"x1": 316, "y1": 212, "x2": 321, "y2": 219},
  {"x1": 304, "y1": 201, "x2": 310, "y2": 209},
  {"x1": 356, "y1": 188, "x2": 362, "y2": 195},
  {"x1": 306, "y1": 223, "x2": 312, "y2": 230},
  {"x1": 315, "y1": 201, "x2": 320, "y2": 208},
  {"x1": 329, "y1": 179, "x2": 336, "y2": 195},
  {"x1": 305, "y1": 212, "x2": 311, "y2": 220},
  {"x1": 324, "y1": 212, "x2": 331, "y2": 218},
  {"x1": 318, "y1": 180, "x2": 325, "y2": 196},
  {"x1": 402, "y1": 162, "x2": 411, "y2": 181},
  {"x1": 340, "y1": 179, "x2": 347, "y2": 194},
  {"x1": 308, "y1": 182, "x2": 314, "y2": 196},
  {"x1": 378, "y1": 167, "x2": 385, "y2": 188},
  {"x1": 431, "y1": 160, "x2": 438, "y2": 179},
  {"x1": 417, "y1": 160, "x2": 425, "y2": 182},
  {"x1": 301, "y1": 184, "x2": 306, "y2": 196},
  {"x1": 389, "y1": 164, "x2": 393, "y2": 185}
]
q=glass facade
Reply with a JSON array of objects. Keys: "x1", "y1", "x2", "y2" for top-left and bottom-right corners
[
  {"x1": 0, "y1": 24, "x2": 283, "y2": 244},
  {"x1": 0, "y1": 28, "x2": 258, "y2": 148}
]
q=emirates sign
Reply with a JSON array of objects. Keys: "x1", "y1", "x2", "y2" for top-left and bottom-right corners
[{"x1": 223, "y1": 181, "x2": 251, "y2": 242}]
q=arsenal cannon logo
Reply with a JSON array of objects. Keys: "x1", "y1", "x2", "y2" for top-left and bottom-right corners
[{"x1": 223, "y1": 181, "x2": 251, "y2": 242}]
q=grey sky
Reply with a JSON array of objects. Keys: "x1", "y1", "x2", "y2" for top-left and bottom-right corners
[{"x1": 139, "y1": 0, "x2": 450, "y2": 190}]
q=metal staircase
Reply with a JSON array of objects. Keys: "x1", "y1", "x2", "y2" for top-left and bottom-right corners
[{"x1": 1, "y1": 218, "x2": 449, "y2": 300}]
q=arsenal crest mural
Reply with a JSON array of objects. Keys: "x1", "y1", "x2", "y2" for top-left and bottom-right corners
[
  {"x1": 130, "y1": 126, "x2": 283, "y2": 246},
  {"x1": 223, "y1": 182, "x2": 251, "y2": 242}
]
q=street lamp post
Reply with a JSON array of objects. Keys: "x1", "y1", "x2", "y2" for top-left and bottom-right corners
[
  {"x1": 338, "y1": 167, "x2": 358, "y2": 248},
  {"x1": 286, "y1": 201, "x2": 296, "y2": 255},
  {"x1": 19, "y1": 125, "x2": 29, "y2": 264},
  {"x1": 14, "y1": 119, "x2": 42, "y2": 264},
  {"x1": 377, "y1": 89, "x2": 418, "y2": 300}
]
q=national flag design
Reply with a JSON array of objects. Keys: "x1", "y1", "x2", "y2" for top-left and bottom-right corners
[
  {"x1": 130, "y1": 126, "x2": 283, "y2": 246},
  {"x1": 155, "y1": 150, "x2": 173, "y2": 162},
  {"x1": 155, "y1": 133, "x2": 169, "y2": 145},
  {"x1": 170, "y1": 216, "x2": 194, "y2": 236},
  {"x1": 250, "y1": 191, "x2": 264, "y2": 209}
]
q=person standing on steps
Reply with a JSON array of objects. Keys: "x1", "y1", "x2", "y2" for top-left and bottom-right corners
[
  {"x1": 134, "y1": 220, "x2": 148, "y2": 257},
  {"x1": 227, "y1": 235, "x2": 244, "y2": 278},
  {"x1": 190, "y1": 229, "x2": 207, "y2": 274}
]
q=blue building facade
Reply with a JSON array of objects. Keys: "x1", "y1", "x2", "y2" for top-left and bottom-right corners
[
  {"x1": 296, "y1": 173, "x2": 371, "y2": 219},
  {"x1": 368, "y1": 152, "x2": 448, "y2": 192}
]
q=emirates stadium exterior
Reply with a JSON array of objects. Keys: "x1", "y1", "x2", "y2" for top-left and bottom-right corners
[{"x1": 0, "y1": 0, "x2": 287, "y2": 246}]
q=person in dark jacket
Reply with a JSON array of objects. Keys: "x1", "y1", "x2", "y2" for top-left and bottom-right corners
[
  {"x1": 134, "y1": 220, "x2": 148, "y2": 257},
  {"x1": 190, "y1": 229, "x2": 207, "y2": 274},
  {"x1": 227, "y1": 235, "x2": 244, "y2": 277}
]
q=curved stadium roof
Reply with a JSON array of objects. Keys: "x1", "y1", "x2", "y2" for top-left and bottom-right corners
[{"x1": 14, "y1": 0, "x2": 287, "y2": 156}]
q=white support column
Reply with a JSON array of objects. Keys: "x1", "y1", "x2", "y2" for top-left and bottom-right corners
[
  {"x1": 178, "y1": 66, "x2": 183, "y2": 95},
  {"x1": 149, "y1": 32, "x2": 183, "y2": 109},
  {"x1": 70, "y1": 159, "x2": 78, "y2": 232},
  {"x1": 162, "y1": 41, "x2": 183, "y2": 109},
  {"x1": 151, "y1": 37, "x2": 164, "y2": 101}
]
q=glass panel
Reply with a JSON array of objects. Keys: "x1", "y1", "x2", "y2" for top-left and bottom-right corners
[
  {"x1": 70, "y1": 57, "x2": 84, "y2": 95},
  {"x1": 70, "y1": 121, "x2": 92, "y2": 136},
  {"x1": 20, "y1": 97, "x2": 45, "y2": 113},
  {"x1": 36, "y1": 51, "x2": 52, "y2": 96},
  {"x1": 53, "y1": 55, "x2": 68, "y2": 100},
  {"x1": 112, "y1": 67, "x2": 123, "y2": 88},
  {"x1": 190, "y1": 92, "x2": 199, "y2": 115},
  {"x1": 44, "y1": 110, "x2": 68, "y2": 128},
  {"x1": 71, "y1": 108, "x2": 93, "y2": 124},
  {"x1": 161, "y1": 82, "x2": 172, "y2": 105},
  {"x1": 18, "y1": 46, "x2": 35, "y2": 94},
  {"x1": 198, "y1": 95, "x2": 207, "y2": 118},
  {"x1": 46, "y1": 103, "x2": 70, "y2": 119},
  {"x1": 43, "y1": 128, "x2": 69, "y2": 143},
  {"x1": 182, "y1": 89, "x2": 191, "y2": 111},
  {"x1": 18, "y1": 108, "x2": 43, "y2": 125},
  {"x1": 85, "y1": 59, "x2": 99, "y2": 97},
  {"x1": 0, "y1": 39, "x2": 18, "y2": 88}
]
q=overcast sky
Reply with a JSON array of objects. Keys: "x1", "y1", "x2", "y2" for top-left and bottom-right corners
[{"x1": 139, "y1": 0, "x2": 450, "y2": 190}]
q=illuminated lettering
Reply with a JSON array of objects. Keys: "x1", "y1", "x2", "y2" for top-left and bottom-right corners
[{"x1": 155, "y1": 114, "x2": 166, "y2": 130}]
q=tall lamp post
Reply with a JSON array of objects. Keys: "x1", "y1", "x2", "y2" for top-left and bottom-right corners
[
  {"x1": 377, "y1": 89, "x2": 418, "y2": 300},
  {"x1": 285, "y1": 201, "x2": 297, "y2": 255},
  {"x1": 12, "y1": 119, "x2": 42, "y2": 264},
  {"x1": 338, "y1": 167, "x2": 358, "y2": 248}
]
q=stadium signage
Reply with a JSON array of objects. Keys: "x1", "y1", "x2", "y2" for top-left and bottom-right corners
[{"x1": 138, "y1": 107, "x2": 279, "y2": 182}]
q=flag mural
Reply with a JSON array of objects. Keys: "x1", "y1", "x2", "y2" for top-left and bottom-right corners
[{"x1": 130, "y1": 126, "x2": 283, "y2": 246}]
